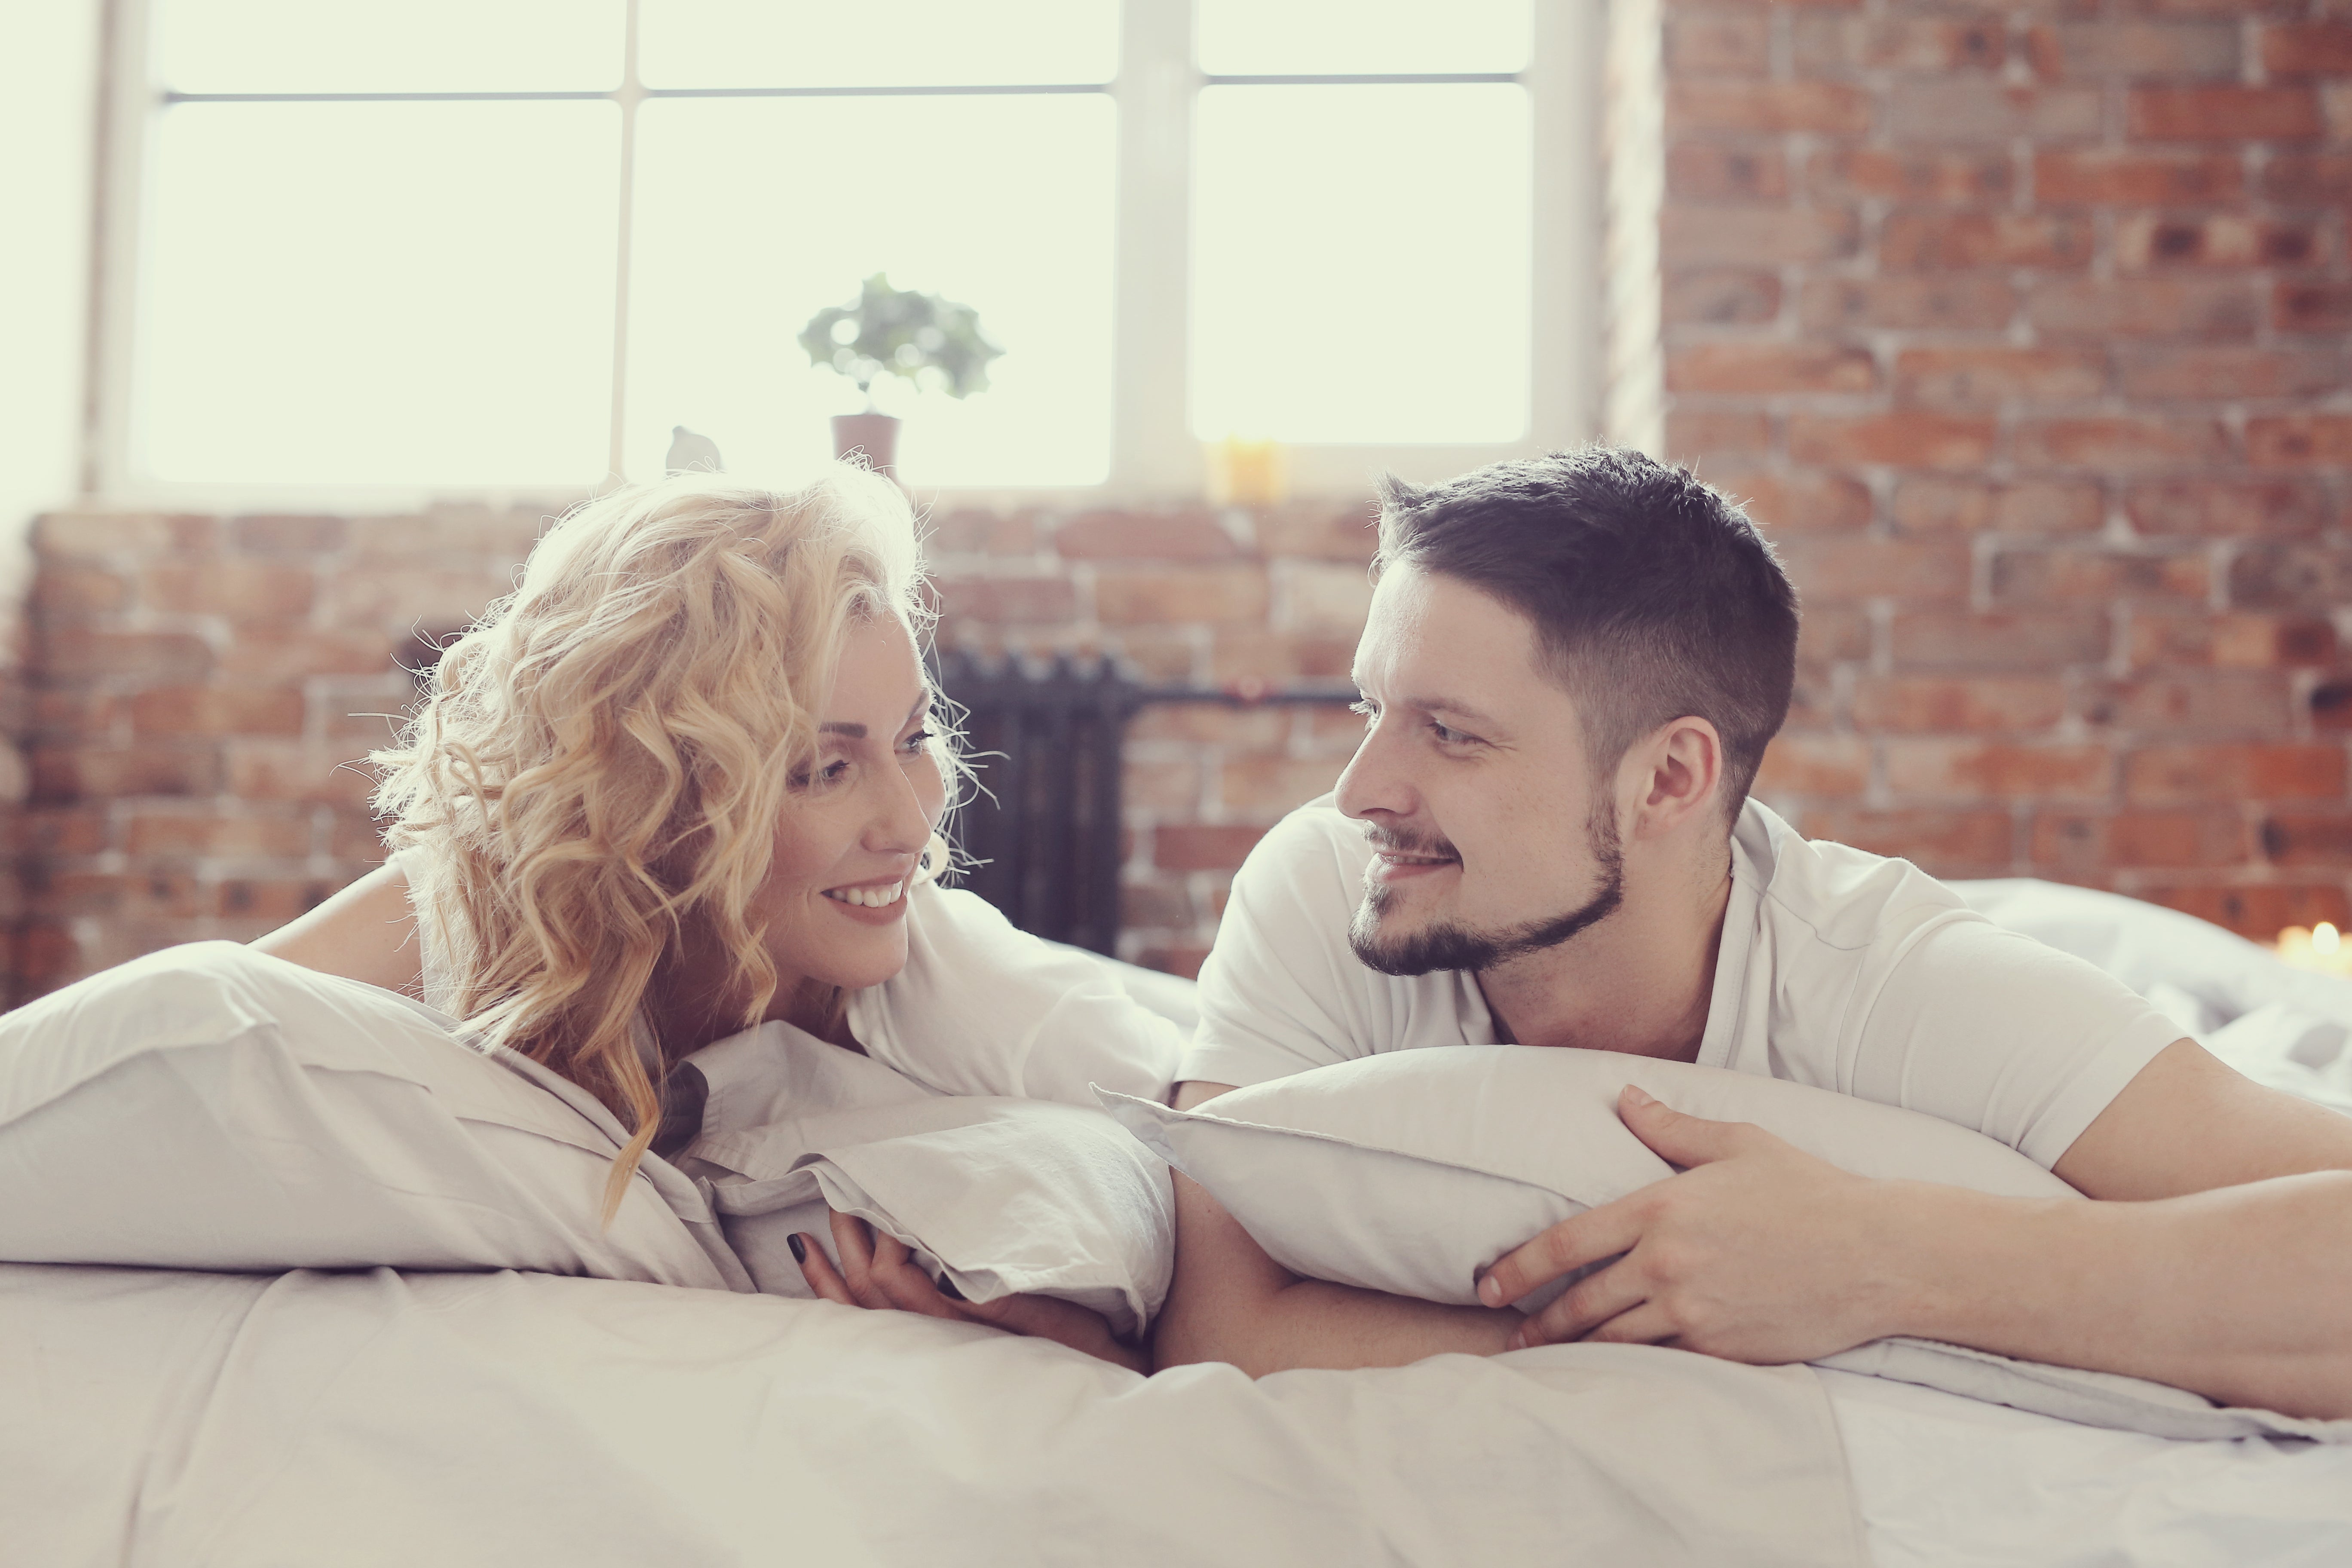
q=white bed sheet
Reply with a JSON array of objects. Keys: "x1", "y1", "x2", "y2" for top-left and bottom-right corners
[{"x1": 8, "y1": 1260, "x2": 2349, "y2": 1567}]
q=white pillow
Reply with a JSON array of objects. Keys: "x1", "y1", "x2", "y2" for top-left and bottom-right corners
[
  {"x1": 1098, "y1": 1047, "x2": 2343, "y2": 1441},
  {"x1": 679, "y1": 1085, "x2": 1174, "y2": 1341},
  {"x1": 0, "y1": 941, "x2": 740, "y2": 1289}
]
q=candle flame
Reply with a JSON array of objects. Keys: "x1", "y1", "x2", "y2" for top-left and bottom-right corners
[{"x1": 2318, "y1": 922, "x2": 2341, "y2": 955}]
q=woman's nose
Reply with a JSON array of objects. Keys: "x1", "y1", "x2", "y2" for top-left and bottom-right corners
[{"x1": 867, "y1": 756, "x2": 933, "y2": 854}]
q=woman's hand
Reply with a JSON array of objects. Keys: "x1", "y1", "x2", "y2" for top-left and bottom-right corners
[{"x1": 794, "y1": 1209, "x2": 1149, "y2": 1374}]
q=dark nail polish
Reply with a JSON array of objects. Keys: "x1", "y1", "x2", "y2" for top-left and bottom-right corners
[
  {"x1": 936, "y1": 1274, "x2": 963, "y2": 1301},
  {"x1": 787, "y1": 1233, "x2": 808, "y2": 1265}
]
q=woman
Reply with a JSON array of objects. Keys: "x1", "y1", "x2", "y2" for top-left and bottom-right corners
[{"x1": 259, "y1": 466, "x2": 1177, "y2": 1370}]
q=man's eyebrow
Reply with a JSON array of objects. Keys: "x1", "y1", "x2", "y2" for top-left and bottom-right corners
[{"x1": 1401, "y1": 693, "x2": 1504, "y2": 729}]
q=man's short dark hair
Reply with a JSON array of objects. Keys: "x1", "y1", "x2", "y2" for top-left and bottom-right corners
[{"x1": 1374, "y1": 447, "x2": 1799, "y2": 821}]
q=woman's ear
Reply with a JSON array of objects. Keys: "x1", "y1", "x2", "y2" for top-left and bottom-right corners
[{"x1": 1631, "y1": 717, "x2": 1724, "y2": 837}]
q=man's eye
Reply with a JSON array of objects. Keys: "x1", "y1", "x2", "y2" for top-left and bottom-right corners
[
  {"x1": 1430, "y1": 720, "x2": 1473, "y2": 746},
  {"x1": 1349, "y1": 700, "x2": 1378, "y2": 724}
]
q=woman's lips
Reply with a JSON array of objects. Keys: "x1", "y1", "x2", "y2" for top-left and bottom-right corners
[{"x1": 821, "y1": 878, "x2": 909, "y2": 925}]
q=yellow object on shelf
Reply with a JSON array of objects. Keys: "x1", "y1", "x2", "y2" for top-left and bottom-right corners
[
  {"x1": 2275, "y1": 922, "x2": 2352, "y2": 975},
  {"x1": 1205, "y1": 435, "x2": 1289, "y2": 507}
]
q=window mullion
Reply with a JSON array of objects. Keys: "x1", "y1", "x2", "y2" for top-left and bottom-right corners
[
  {"x1": 608, "y1": 0, "x2": 642, "y2": 481},
  {"x1": 1109, "y1": 0, "x2": 1197, "y2": 498},
  {"x1": 89, "y1": 0, "x2": 157, "y2": 495}
]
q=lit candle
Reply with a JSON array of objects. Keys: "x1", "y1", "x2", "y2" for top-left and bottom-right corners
[{"x1": 2276, "y1": 922, "x2": 2352, "y2": 975}]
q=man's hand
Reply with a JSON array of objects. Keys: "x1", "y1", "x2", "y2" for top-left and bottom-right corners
[
  {"x1": 1476, "y1": 1085, "x2": 1915, "y2": 1362},
  {"x1": 797, "y1": 1209, "x2": 1148, "y2": 1373}
]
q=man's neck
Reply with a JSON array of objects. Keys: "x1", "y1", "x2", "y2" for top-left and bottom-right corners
[{"x1": 1475, "y1": 847, "x2": 1735, "y2": 1063}]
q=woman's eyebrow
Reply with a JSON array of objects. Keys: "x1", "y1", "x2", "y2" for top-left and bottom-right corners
[{"x1": 818, "y1": 695, "x2": 930, "y2": 740}]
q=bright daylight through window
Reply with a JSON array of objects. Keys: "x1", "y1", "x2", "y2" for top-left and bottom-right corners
[{"x1": 127, "y1": 0, "x2": 1538, "y2": 492}]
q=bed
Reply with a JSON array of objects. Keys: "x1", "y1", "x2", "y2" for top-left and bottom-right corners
[{"x1": 6, "y1": 878, "x2": 2352, "y2": 1566}]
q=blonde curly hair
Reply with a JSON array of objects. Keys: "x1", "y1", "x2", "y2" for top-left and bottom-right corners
[{"x1": 372, "y1": 465, "x2": 934, "y2": 1216}]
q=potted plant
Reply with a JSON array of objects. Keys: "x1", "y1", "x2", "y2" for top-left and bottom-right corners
[{"x1": 799, "y1": 273, "x2": 1002, "y2": 482}]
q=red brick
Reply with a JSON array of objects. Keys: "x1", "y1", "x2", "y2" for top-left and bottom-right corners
[
  {"x1": 1096, "y1": 567, "x2": 1269, "y2": 626},
  {"x1": 125, "y1": 812, "x2": 312, "y2": 858},
  {"x1": 1660, "y1": 206, "x2": 1859, "y2": 265},
  {"x1": 1803, "y1": 807, "x2": 2014, "y2": 869},
  {"x1": 1886, "y1": 739, "x2": 2113, "y2": 800},
  {"x1": 1889, "y1": 83, "x2": 2101, "y2": 143},
  {"x1": 34, "y1": 511, "x2": 216, "y2": 559},
  {"x1": 1797, "y1": 603, "x2": 1872, "y2": 668},
  {"x1": 1754, "y1": 735, "x2": 1869, "y2": 796},
  {"x1": 30, "y1": 744, "x2": 219, "y2": 803},
  {"x1": 1119, "y1": 879, "x2": 1197, "y2": 931},
  {"x1": 222, "y1": 742, "x2": 380, "y2": 808},
  {"x1": 2034, "y1": 150, "x2": 2243, "y2": 205},
  {"x1": 141, "y1": 561, "x2": 313, "y2": 620},
  {"x1": 129, "y1": 686, "x2": 305, "y2": 738},
  {"x1": 1793, "y1": 15, "x2": 2004, "y2": 72},
  {"x1": 2127, "y1": 612, "x2": 2335, "y2": 671},
  {"x1": 1666, "y1": 343, "x2": 1877, "y2": 395},
  {"x1": 2032, "y1": 810, "x2": 2246, "y2": 871},
  {"x1": 2125, "y1": 479, "x2": 2332, "y2": 537},
  {"x1": 41, "y1": 871, "x2": 200, "y2": 920},
  {"x1": 1667, "y1": 14, "x2": 1772, "y2": 74},
  {"x1": 2128, "y1": 86, "x2": 2321, "y2": 142},
  {"x1": 1666, "y1": 144, "x2": 1788, "y2": 202},
  {"x1": 1989, "y1": 547, "x2": 2208, "y2": 604},
  {"x1": 1665, "y1": 409, "x2": 1773, "y2": 462},
  {"x1": 2027, "y1": 279, "x2": 2258, "y2": 340},
  {"x1": 218, "y1": 628, "x2": 396, "y2": 681},
  {"x1": 1210, "y1": 631, "x2": 1356, "y2": 687},
  {"x1": 1894, "y1": 479, "x2": 2103, "y2": 535},
  {"x1": 1253, "y1": 503, "x2": 1381, "y2": 564},
  {"x1": 2012, "y1": 417, "x2": 2229, "y2": 471},
  {"x1": 1664, "y1": 270, "x2": 1783, "y2": 326},
  {"x1": 932, "y1": 576, "x2": 1078, "y2": 625},
  {"x1": 17, "y1": 808, "x2": 108, "y2": 856},
  {"x1": 2146, "y1": 884, "x2": 2351, "y2": 941},
  {"x1": 2125, "y1": 743, "x2": 2345, "y2": 803},
  {"x1": 1809, "y1": 148, "x2": 2011, "y2": 205},
  {"x1": 2030, "y1": 20, "x2": 2239, "y2": 78},
  {"x1": 1054, "y1": 510, "x2": 1240, "y2": 561},
  {"x1": 2260, "y1": 155, "x2": 2352, "y2": 206},
  {"x1": 1894, "y1": 348, "x2": 2105, "y2": 409},
  {"x1": 2082, "y1": 674, "x2": 2293, "y2": 734},
  {"x1": 1131, "y1": 944, "x2": 1211, "y2": 980},
  {"x1": 2260, "y1": 811, "x2": 2352, "y2": 868},
  {"x1": 1124, "y1": 757, "x2": 1206, "y2": 815},
  {"x1": 1786, "y1": 412, "x2": 1997, "y2": 470},
  {"x1": 32, "y1": 566, "x2": 129, "y2": 616},
  {"x1": 925, "y1": 508, "x2": 1038, "y2": 555},
  {"x1": 206, "y1": 878, "x2": 339, "y2": 922},
  {"x1": 1893, "y1": 610, "x2": 2112, "y2": 670},
  {"x1": 1778, "y1": 536, "x2": 1973, "y2": 601},
  {"x1": 2116, "y1": 214, "x2": 2324, "y2": 273},
  {"x1": 2274, "y1": 283, "x2": 2352, "y2": 335},
  {"x1": 2262, "y1": 22, "x2": 2352, "y2": 79},
  {"x1": 38, "y1": 630, "x2": 214, "y2": 681},
  {"x1": 1852, "y1": 676, "x2": 2068, "y2": 733},
  {"x1": 1668, "y1": 80, "x2": 1872, "y2": 135},
  {"x1": 320, "y1": 567, "x2": 507, "y2": 630},
  {"x1": 2115, "y1": 346, "x2": 2341, "y2": 402},
  {"x1": 230, "y1": 514, "x2": 347, "y2": 553},
  {"x1": 1152, "y1": 824, "x2": 1268, "y2": 871},
  {"x1": 1715, "y1": 469, "x2": 1875, "y2": 535},
  {"x1": 2226, "y1": 543, "x2": 2352, "y2": 611},
  {"x1": 1881, "y1": 212, "x2": 2093, "y2": 272},
  {"x1": 1798, "y1": 277, "x2": 2016, "y2": 332},
  {"x1": 1220, "y1": 756, "x2": 1349, "y2": 813},
  {"x1": 1128, "y1": 703, "x2": 1290, "y2": 748},
  {"x1": 2246, "y1": 416, "x2": 2352, "y2": 469}
]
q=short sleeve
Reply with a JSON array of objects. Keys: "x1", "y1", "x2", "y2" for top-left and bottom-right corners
[
  {"x1": 1179, "y1": 806, "x2": 1378, "y2": 1089},
  {"x1": 848, "y1": 885, "x2": 1185, "y2": 1106},
  {"x1": 1848, "y1": 916, "x2": 2187, "y2": 1170}
]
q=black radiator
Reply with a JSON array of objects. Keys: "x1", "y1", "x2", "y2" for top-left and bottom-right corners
[{"x1": 933, "y1": 651, "x2": 1350, "y2": 957}]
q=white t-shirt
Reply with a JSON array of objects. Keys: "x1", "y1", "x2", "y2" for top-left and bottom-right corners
[
  {"x1": 395, "y1": 848, "x2": 1181, "y2": 1109},
  {"x1": 1182, "y1": 797, "x2": 2186, "y2": 1170}
]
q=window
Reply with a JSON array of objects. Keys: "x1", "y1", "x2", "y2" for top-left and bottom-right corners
[{"x1": 97, "y1": 0, "x2": 1593, "y2": 497}]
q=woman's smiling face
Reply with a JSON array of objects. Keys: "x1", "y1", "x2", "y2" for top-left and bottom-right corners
[{"x1": 751, "y1": 611, "x2": 947, "y2": 1003}]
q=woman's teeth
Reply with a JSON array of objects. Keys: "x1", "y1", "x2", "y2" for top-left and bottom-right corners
[{"x1": 824, "y1": 881, "x2": 905, "y2": 909}]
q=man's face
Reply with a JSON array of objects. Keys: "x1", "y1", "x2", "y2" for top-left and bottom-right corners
[{"x1": 1335, "y1": 563, "x2": 1623, "y2": 977}]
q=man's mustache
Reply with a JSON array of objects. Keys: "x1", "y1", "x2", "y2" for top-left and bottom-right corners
[{"x1": 1363, "y1": 825, "x2": 1461, "y2": 863}]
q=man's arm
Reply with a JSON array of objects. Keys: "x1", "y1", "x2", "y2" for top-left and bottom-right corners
[
  {"x1": 1485, "y1": 1042, "x2": 2352, "y2": 1419},
  {"x1": 1151, "y1": 1081, "x2": 1524, "y2": 1377}
]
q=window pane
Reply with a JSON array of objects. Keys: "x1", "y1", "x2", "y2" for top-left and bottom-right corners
[
  {"x1": 638, "y1": 0, "x2": 1115, "y2": 88},
  {"x1": 1197, "y1": 0, "x2": 1530, "y2": 76},
  {"x1": 1191, "y1": 85, "x2": 1530, "y2": 446},
  {"x1": 626, "y1": 96, "x2": 1114, "y2": 487},
  {"x1": 155, "y1": 0, "x2": 623, "y2": 93},
  {"x1": 139, "y1": 102, "x2": 618, "y2": 485}
]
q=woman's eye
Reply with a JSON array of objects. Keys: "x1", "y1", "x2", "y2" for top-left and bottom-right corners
[
  {"x1": 900, "y1": 727, "x2": 935, "y2": 753},
  {"x1": 821, "y1": 759, "x2": 851, "y2": 782}
]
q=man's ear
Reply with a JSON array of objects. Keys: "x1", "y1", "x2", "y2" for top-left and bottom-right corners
[{"x1": 1625, "y1": 716, "x2": 1724, "y2": 839}]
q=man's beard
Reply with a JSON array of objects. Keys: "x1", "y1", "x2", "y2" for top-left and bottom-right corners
[{"x1": 1347, "y1": 805, "x2": 1625, "y2": 977}]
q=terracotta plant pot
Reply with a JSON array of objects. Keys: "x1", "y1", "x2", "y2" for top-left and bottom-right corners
[{"x1": 831, "y1": 412, "x2": 901, "y2": 481}]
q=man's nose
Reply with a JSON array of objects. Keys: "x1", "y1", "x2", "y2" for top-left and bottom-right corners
[{"x1": 1334, "y1": 718, "x2": 1412, "y2": 824}]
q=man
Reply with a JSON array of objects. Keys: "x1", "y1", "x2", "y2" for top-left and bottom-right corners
[{"x1": 1153, "y1": 448, "x2": 2352, "y2": 1420}]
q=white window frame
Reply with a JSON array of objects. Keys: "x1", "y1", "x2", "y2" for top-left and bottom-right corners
[{"x1": 83, "y1": 0, "x2": 1601, "y2": 506}]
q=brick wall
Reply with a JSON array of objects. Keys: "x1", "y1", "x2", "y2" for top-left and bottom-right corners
[{"x1": 1659, "y1": 0, "x2": 2352, "y2": 938}]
